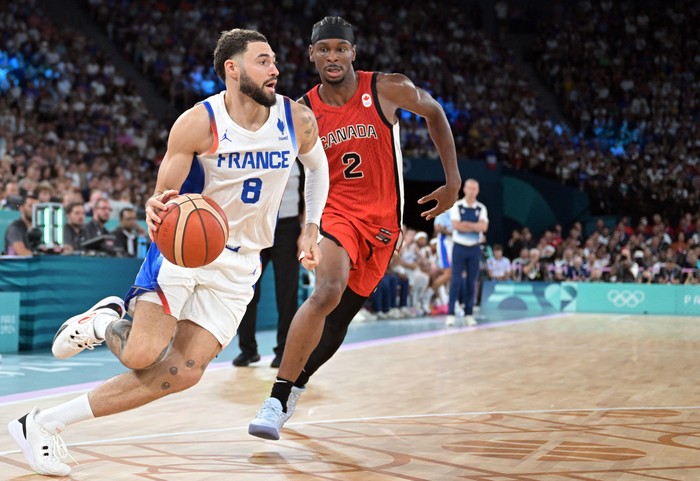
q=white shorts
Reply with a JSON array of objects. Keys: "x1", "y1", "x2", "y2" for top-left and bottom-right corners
[{"x1": 125, "y1": 245, "x2": 261, "y2": 348}]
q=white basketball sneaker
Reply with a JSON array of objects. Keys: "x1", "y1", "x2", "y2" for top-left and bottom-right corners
[
  {"x1": 445, "y1": 315, "x2": 456, "y2": 327},
  {"x1": 285, "y1": 386, "x2": 306, "y2": 422},
  {"x1": 465, "y1": 315, "x2": 478, "y2": 327},
  {"x1": 52, "y1": 296, "x2": 125, "y2": 359},
  {"x1": 249, "y1": 398, "x2": 287, "y2": 440},
  {"x1": 8, "y1": 407, "x2": 72, "y2": 476}
]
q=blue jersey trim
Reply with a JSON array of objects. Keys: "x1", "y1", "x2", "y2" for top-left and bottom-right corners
[
  {"x1": 283, "y1": 97, "x2": 297, "y2": 154},
  {"x1": 180, "y1": 155, "x2": 205, "y2": 194},
  {"x1": 201, "y1": 100, "x2": 215, "y2": 124}
]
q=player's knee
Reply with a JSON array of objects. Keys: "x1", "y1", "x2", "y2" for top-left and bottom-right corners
[
  {"x1": 309, "y1": 280, "x2": 344, "y2": 312},
  {"x1": 162, "y1": 367, "x2": 204, "y2": 393},
  {"x1": 120, "y1": 343, "x2": 169, "y2": 371}
]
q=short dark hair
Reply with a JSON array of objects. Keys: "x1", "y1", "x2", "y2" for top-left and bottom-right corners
[
  {"x1": 119, "y1": 206, "x2": 136, "y2": 221},
  {"x1": 213, "y1": 29, "x2": 268, "y2": 82},
  {"x1": 493, "y1": 244, "x2": 503, "y2": 251},
  {"x1": 65, "y1": 201, "x2": 84, "y2": 215},
  {"x1": 21, "y1": 192, "x2": 38, "y2": 203}
]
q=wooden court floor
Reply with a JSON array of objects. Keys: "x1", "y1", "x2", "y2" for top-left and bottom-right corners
[{"x1": 2, "y1": 313, "x2": 700, "y2": 480}]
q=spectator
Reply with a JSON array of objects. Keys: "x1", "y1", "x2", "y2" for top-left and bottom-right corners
[
  {"x1": 554, "y1": 247, "x2": 574, "y2": 280},
  {"x1": 671, "y1": 232, "x2": 690, "y2": 257},
  {"x1": 371, "y1": 273, "x2": 401, "y2": 319},
  {"x1": 395, "y1": 229, "x2": 432, "y2": 316},
  {"x1": 523, "y1": 248, "x2": 548, "y2": 281},
  {"x1": 566, "y1": 255, "x2": 590, "y2": 281},
  {"x1": 1, "y1": 181, "x2": 21, "y2": 209},
  {"x1": 683, "y1": 249, "x2": 699, "y2": 284},
  {"x1": 62, "y1": 201, "x2": 86, "y2": 255},
  {"x1": 81, "y1": 197, "x2": 114, "y2": 254},
  {"x1": 387, "y1": 252, "x2": 410, "y2": 315},
  {"x1": 111, "y1": 207, "x2": 144, "y2": 257},
  {"x1": 426, "y1": 237, "x2": 451, "y2": 313},
  {"x1": 610, "y1": 248, "x2": 639, "y2": 283},
  {"x1": 36, "y1": 181, "x2": 56, "y2": 203},
  {"x1": 4, "y1": 193, "x2": 38, "y2": 256},
  {"x1": 486, "y1": 244, "x2": 511, "y2": 280},
  {"x1": 506, "y1": 228, "x2": 522, "y2": 260},
  {"x1": 655, "y1": 256, "x2": 682, "y2": 285},
  {"x1": 432, "y1": 210, "x2": 453, "y2": 275},
  {"x1": 511, "y1": 247, "x2": 530, "y2": 281}
]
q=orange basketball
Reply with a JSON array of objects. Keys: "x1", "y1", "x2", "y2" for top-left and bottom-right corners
[{"x1": 155, "y1": 193, "x2": 229, "y2": 268}]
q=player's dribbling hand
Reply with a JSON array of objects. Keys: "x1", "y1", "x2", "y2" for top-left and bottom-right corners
[
  {"x1": 145, "y1": 189, "x2": 179, "y2": 241},
  {"x1": 417, "y1": 184, "x2": 459, "y2": 220}
]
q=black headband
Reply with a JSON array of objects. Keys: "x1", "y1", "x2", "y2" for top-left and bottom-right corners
[{"x1": 311, "y1": 23, "x2": 355, "y2": 44}]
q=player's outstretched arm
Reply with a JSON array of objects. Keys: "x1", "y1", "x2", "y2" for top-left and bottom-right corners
[
  {"x1": 291, "y1": 101, "x2": 329, "y2": 269},
  {"x1": 145, "y1": 105, "x2": 214, "y2": 240},
  {"x1": 377, "y1": 73, "x2": 461, "y2": 220}
]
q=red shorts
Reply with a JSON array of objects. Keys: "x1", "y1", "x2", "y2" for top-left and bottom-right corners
[{"x1": 320, "y1": 211, "x2": 400, "y2": 297}]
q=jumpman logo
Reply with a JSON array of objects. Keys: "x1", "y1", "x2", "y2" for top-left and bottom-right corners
[{"x1": 220, "y1": 129, "x2": 233, "y2": 143}]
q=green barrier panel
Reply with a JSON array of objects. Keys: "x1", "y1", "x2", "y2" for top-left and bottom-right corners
[
  {"x1": 480, "y1": 281, "x2": 562, "y2": 314},
  {"x1": 675, "y1": 286, "x2": 700, "y2": 316},
  {"x1": 481, "y1": 281, "x2": 700, "y2": 316},
  {"x1": 0, "y1": 256, "x2": 292, "y2": 351},
  {"x1": 0, "y1": 257, "x2": 142, "y2": 350},
  {"x1": 575, "y1": 283, "x2": 676, "y2": 315},
  {"x1": 0, "y1": 292, "x2": 21, "y2": 353}
]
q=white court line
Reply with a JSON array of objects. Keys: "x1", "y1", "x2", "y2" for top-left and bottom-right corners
[{"x1": 2, "y1": 403, "x2": 700, "y2": 456}]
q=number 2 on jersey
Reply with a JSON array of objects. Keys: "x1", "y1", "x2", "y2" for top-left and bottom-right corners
[
  {"x1": 342, "y1": 152, "x2": 364, "y2": 179},
  {"x1": 242, "y1": 178, "x2": 262, "y2": 204}
]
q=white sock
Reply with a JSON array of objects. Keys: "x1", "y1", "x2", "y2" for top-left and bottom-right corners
[
  {"x1": 36, "y1": 393, "x2": 95, "y2": 427},
  {"x1": 93, "y1": 310, "x2": 120, "y2": 340}
]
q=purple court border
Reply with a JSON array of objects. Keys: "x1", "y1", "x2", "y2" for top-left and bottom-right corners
[{"x1": 0, "y1": 312, "x2": 568, "y2": 405}]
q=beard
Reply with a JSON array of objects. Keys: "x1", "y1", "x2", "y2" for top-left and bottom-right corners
[{"x1": 240, "y1": 69, "x2": 276, "y2": 107}]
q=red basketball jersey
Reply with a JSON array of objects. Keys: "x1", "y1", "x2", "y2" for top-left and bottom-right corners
[{"x1": 304, "y1": 71, "x2": 403, "y2": 238}]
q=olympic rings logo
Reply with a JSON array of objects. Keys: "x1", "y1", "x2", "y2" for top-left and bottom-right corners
[{"x1": 607, "y1": 290, "x2": 645, "y2": 308}]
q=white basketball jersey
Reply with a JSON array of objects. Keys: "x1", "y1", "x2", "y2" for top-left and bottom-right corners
[{"x1": 181, "y1": 91, "x2": 299, "y2": 251}]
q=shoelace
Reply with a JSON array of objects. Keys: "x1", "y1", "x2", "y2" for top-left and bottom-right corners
[
  {"x1": 258, "y1": 401, "x2": 285, "y2": 422},
  {"x1": 39, "y1": 426, "x2": 78, "y2": 467},
  {"x1": 69, "y1": 333, "x2": 103, "y2": 351}
]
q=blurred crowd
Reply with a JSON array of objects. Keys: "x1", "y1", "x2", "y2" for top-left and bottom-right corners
[
  {"x1": 499, "y1": 215, "x2": 700, "y2": 285},
  {"x1": 80, "y1": 0, "x2": 490, "y2": 160},
  {"x1": 357, "y1": 213, "x2": 700, "y2": 321},
  {"x1": 0, "y1": 1, "x2": 166, "y2": 222},
  {"x1": 1, "y1": 0, "x2": 699, "y2": 290},
  {"x1": 3, "y1": 190, "x2": 147, "y2": 257},
  {"x1": 531, "y1": 0, "x2": 700, "y2": 222}
]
